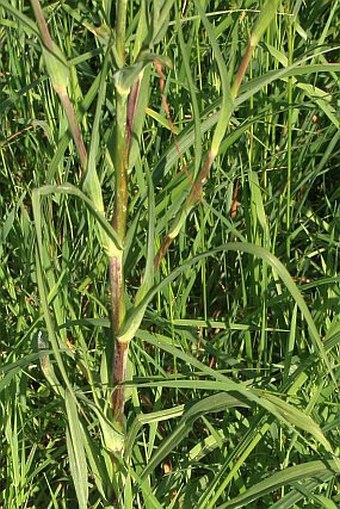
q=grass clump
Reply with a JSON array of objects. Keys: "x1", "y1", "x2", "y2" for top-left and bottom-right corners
[{"x1": 0, "y1": 1, "x2": 340, "y2": 507}]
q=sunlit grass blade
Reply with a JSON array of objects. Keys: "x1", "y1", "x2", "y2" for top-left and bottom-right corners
[
  {"x1": 65, "y1": 389, "x2": 88, "y2": 509},
  {"x1": 33, "y1": 184, "x2": 123, "y2": 253},
  {"x1": 140, "y1": 392, "x2": 250, "y2": 479},
  {"x1": 217, "y1": 460, "x2": 339, "y2": 509}
]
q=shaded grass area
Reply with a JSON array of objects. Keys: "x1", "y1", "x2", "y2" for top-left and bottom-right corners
[{"x1": 0, "y1": 1, "x2": 340, "y2": 507}]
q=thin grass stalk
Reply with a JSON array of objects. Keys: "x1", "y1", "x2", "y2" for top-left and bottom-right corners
[{"x1": 286, "y1": 5, "x2": 294, "y2": 259}]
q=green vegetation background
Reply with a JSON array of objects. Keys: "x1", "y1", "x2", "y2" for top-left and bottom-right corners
[{"x1": 0, "y1": 1, "x2": 339, "y2": 507}]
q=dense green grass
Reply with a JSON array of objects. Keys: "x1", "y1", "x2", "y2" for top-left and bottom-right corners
[{"x1": 1, "y1": 1, "x2": 340, "y2": 507}]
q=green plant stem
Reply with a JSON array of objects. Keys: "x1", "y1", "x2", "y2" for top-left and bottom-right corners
[
  {"x1": 112, "y1": 95, "x2": 128, "y2": 240},
  {"x1": 110, "y1": 0, "x2": 129, "y2": 430},
  {"x1": 109, "y1": 252, "x2": 127, "y2": 428},
  {"x1": 286, "y1": 7, "x2": 294, "y2": 259},
  {"x1": 116, "y1": 0, "x2": 128, "y2": 66},
  {"x1": 110, "y1": 94, "x2": 128, "y2": 428}
]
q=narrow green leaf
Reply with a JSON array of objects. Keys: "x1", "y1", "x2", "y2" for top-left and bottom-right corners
[
  {"x1": 65, "y1": 390, "x2": 88, "y2": 509},
  {"x1": 217, "y1": 460, "x2": 339, "y2": 509},
  {"x1": 135, "y1": 165, "x2": 155, "y2": 305},
  {"x1": 83, "y1": 45, "x2": 111, "y2": 214},
  {"x1": 0, "y1": 0, "x2": 39, "y2": 35},
  {"x1": 250, "y1": 0, "x2": 279, "y2": 47},
  {"x1": 177, "y1": 8, "x2": 202, "y2": 176},
  {"x1": 120, "y1": 243, "x2": 336, "y2": 389},
  {"x1": 155, "y1": 61, "x2": 340, "y2": 180},
  {"x1": 114, "y1": 53, "x2": 171, "y2": 96},
  {"x1": 260, "y1": 392, "x2": 332, "y2": 452},
  {"x1": 36, "y1": 331, "x2": 62, "y2": 395},
  {"x1": 193, "y1": 0, "x2": 233, "y2": 155},
  {"x1": 42, "y1": 43, "x2": 70, "y2": 94},
  {"x1": 34, "y1": 249, "x2": 71, "y2": 392},
  {"x1": 141, "y1": 393, "x2": 250, "y2": 478},
  {"x1": 34, "y1": 184, "x2": 123, "y2": 253}
]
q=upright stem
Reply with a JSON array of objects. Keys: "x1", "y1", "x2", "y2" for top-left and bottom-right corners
[
  {"x1": 30, "y1": 0, "x2": 54, "y2": 50},
  {"x1": 109, "y1": 251, "x2": 127, "y2": 428},
  {"x1": 231, "y1": 42, "x2": 254, "y2": 99},
  {"x1": 110, "y1": 1, "x2": 129, "y2": 429},
  {"x1": 116, "y1": 0, "x2": 128, "y2": 66},
  {"x1": 286, "y1": 8, "x2": 294, "y2": 260}
]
